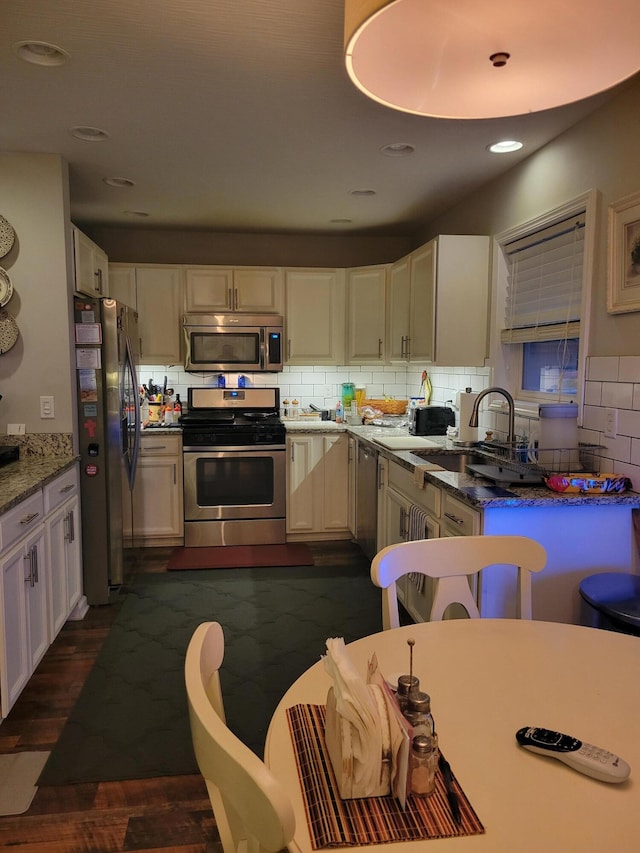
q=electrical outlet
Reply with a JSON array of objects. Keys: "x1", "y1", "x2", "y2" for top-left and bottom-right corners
[
  {"x1": 604, "y1": 407, "x2": 618, "y2": 439},
  {"x1": 40, "y1": 395, "x2": 55, "y2": 419}
]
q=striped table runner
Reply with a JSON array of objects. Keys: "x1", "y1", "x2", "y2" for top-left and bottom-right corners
[{"x1": 286, "y1": 704, "x2": 485, "y2": 848}]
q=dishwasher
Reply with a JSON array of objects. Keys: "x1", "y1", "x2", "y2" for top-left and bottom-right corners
[{"x1": 356, "y1": 442, "x2": 379, "y2": 560}]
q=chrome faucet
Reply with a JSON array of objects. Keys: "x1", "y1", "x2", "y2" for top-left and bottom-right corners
[{"x1": 469, "y1": 387, "x2": 515, "y2": 444}]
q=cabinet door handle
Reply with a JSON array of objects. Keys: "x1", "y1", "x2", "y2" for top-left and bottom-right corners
[
  {"x1": 146, "y1": 445, "x2": 167, "y2": 451},
  {"x1": 20, "y1": 511, "x2": 40, "y2": 526},
  {"x1": 24, "y1": 553, "x2": 34, "y2": 587},
  {"x1": 32, "y1": 544, "x2": 39, "y2": 584},
  {"x1": 65, "y1": 509, "x2": 75, "y2": 543},
  {"x1": 444, "y1": 512, "x2": 465, "y2": 526},
  {"x1": 405, "y1": 336, "x2": 411, "y2": 359},
  {"x1": 60, "y1": 484, "x2": 74, "y2": 495},
  {"x1": 228, "y1": 287, "x2": 233, "y2": 310},
  {"x1": 234, "y1": 288, "x2": 239, "y2": 310},
  {"x1": 378, "y1": 338, "x2": 383, "y2": 358},
  {"x1": 399, "y1": 507, "x2": 405, "y2": 538},
  {"x1": 400, "y1": 335, "x2": 406, "y2": 358},
  {"x1": 95, "y1": 268, "x2": 103, "y2": 294},
  {"x1": 287, "y1": 338, "x2": 291, "y2": 359},
  {"x1": 173, "y1": 463, "x2": 177, "y2": 485}
]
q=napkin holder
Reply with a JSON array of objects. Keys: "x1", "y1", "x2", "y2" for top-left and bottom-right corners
[{"x1": 324, "y1": 684, "x2": 392, "y2": 799}]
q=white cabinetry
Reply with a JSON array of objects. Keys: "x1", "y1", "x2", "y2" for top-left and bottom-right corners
[
  {"x1": 45, "y1": 466, "x2": 82, "y2": 638},
  {"x1": 346, "y1": 265, "x2": 387, "y2": 363},
  {"x1": 73, "y1": 227, "x2": 108, "y2": 298},
  {"x1": 284, "y1": 269, "x2": 345, "y2": 365},
  {"x1": 388, "y1": 235, "x2": 490, "y2": 366},
  {"x1": 128, "y1": 434, "x2": 184, "y2": 545},
  {"x1": 0, "y1": 491, "x2": 48, "y2": 719},
  {"x1": 185, "y1": 266, "x2": 283, "y2": 313},
  {"x1": 109, "y1": 264, "x2": 183, "y2": 364},
  {"x1": 286, "y1": 433, "x2": 350, "y2": 539}
]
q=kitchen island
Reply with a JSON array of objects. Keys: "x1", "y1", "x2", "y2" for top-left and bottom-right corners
[{"x1": 285, "y1": 421, "x2": 640, "y2": 625}]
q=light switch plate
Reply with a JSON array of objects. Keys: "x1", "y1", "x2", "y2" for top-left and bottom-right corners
[
  {"x1": 40, "y1": 395, "x2": 55, "y2": 419},
  {"x1": 7, "y1": 423, "x2": 25, "y2": 435}
]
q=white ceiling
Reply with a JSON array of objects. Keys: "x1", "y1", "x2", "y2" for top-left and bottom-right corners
[{"x1": 1, "y1": 0, "x2": 634, "y2": 237}]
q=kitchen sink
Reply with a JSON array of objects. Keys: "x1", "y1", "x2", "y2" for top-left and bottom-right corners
[{"x1": 411, "y1": 451, "x2": 488, "y2": 472}]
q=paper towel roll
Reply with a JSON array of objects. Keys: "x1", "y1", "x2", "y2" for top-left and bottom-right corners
[{"x1": 457, "y1": 390, "x2": 479, "y2": 443}]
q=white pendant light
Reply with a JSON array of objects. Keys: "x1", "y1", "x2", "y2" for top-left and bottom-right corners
[{"x1": 344, "y1": 0, "x2": 640, "y2": 119}]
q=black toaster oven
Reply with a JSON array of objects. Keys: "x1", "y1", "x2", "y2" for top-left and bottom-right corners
[{"x1": 409, "y1": 406, "x2": 455, "y2": 436}]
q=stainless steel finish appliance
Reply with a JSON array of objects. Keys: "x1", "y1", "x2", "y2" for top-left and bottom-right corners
[
  {"x1": 73, "y1": 296, "x2": 141, "y2": 604},
  {"x1": 183, "y1": 313, "x2": 284, "y2": 373},
  {"x1": 181, "y1": 386, "x2": 286, "y2": 546},
  {"x1": 356, "y1": 442, "x2": 379, "y2": 560}
]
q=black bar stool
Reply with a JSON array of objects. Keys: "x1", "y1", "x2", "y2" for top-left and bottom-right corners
[{"x1": 579, "y1": 572, "x2": 640, "y2": 636}]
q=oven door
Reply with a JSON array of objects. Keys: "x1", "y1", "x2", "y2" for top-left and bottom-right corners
[{"x1": 183, "y1": 446, "x2": 286, "y2": 522}]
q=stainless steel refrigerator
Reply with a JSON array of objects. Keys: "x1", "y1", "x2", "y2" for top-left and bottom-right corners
[{"x1": 73, "y1": 296, "x2": 141, "y2": 605}]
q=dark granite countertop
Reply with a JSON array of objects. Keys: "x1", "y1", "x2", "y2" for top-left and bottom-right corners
[{"x1": 0, "y1": 456, "x2": 79, "y2": 516}]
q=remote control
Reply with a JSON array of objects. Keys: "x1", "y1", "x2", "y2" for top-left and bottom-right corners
[{"x1": 515, "y1": 726, "x2": 630, "y2": 783}]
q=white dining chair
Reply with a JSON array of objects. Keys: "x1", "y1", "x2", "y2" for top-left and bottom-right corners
[
  {"x1": 371, "y1": 535, "x2": 547, "y2": 629},
  {"x1": 185, "y1": 621, "x2": 300, "y2": 853}
]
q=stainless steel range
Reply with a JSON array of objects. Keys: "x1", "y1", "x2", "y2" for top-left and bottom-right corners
[{"x1": 180, "y1": 386, "x2": 286, "y2": 547}]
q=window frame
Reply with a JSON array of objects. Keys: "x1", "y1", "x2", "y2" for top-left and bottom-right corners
[{"x1": 490, "y1": 189, "x2": 597, "y2": 421}]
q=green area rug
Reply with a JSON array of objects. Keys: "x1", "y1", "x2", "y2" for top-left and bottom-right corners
[{"x1": 38, "y1": 562, "x2": 382, "y2": 786}]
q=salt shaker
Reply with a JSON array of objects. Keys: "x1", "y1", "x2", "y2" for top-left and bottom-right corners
[
  {"x1": 405, "y1": 690, "x2": 435, "y2": 738},
  {"x1": 395, "y1": 674, "x2": 420, "y2": 713},
  {"x1": 410, "y1": 734, "x2": 438, "y2": 797}
]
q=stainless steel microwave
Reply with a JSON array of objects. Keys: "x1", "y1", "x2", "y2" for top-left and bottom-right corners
[{"x1": 183, "y1": 313, "x2": 284, "y2": 372}]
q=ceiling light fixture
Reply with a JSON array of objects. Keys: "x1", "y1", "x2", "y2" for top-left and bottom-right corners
[
  {"x1": 14, "y1": 40, "x2": 69, "y2": 66},
  {"x1": 380, "y1": 143, "x2": 415, "y2": 157},
  {"x1": 123, "y1": 210, "x2": 150, "y2": 218},
  {"x1": 488, "y1": 140, "x2": 523, "y2": 154},
  {"x1": 103, "y1": 177, "x2": 136, "y2": 188},
  {"x1": 330, "y1": 218, "x2": 353, "y2": 224},
  {"x1": 70, "y1": 126, "x2": 109, "y2": 142},
  {"x1": 344, "y1": 0, "x2": 640, "y2": 118},
  {"x1": 349, "y1": 188, "x2": 376, "y2": 196}
]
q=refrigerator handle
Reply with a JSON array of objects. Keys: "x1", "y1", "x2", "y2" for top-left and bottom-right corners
[{"x1": 125, "y1": 333, "x2": 141, "y2": 490}]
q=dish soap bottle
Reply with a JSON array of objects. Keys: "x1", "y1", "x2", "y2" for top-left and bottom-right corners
[
  {"x1": 173, "y1": 394, "x2": 182, "y2": 419},
  {"x1": 335, "y1": 401, "x2": 343, "y2": 423}
]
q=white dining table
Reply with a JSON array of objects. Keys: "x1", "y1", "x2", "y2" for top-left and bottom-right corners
[{"x1": 264, "y1": 619, "x2": 640, "y2": 852}]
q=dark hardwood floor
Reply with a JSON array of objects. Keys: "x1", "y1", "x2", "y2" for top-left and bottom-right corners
[{"x1": 0, "y1": 540, "x2": 369, "y2": 852}]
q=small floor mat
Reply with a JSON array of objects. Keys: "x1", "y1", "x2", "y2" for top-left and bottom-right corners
[
  {"x1": 167, "y1": 543, "x2": 314, "y2": 570},
  {"x1": 0, "y1": 752, "x2": 50, "y2": 815}
]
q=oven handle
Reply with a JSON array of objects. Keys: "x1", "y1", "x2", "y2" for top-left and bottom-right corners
[{"x1": 182, "y1": 444, "x2": 286, "y2": 453}]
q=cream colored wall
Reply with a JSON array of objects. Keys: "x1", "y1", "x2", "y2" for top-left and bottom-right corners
[
  {"x1": 0, "y1": 153, "x2": 76, "y2": 434},
  {"x1": 86, "y1": 226, "x2": 412, "y2": 268},
  {"x1": 415, "y1": 76, "x2": 640, "y2": 358}
]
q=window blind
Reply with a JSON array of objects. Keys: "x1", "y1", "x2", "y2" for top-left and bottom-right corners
[{"x1": 501, "y1": 215, "x2": 585, "y2": 344}]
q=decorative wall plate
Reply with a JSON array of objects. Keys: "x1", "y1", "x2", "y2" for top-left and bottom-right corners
[
  {"x1": 0, "y1": 216, "x2": 15, "y2": 258},
  {"x1": 0, "y1": 266, "x2": 13, "y2": 307},
  {"x1": 0, "y1": 308, "x2": 19, "y2": 354}
]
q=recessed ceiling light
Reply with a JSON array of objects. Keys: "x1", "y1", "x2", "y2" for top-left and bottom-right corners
[
  {"x1": 488, "y1": 139, "x2": 524, "y2": 153},
  {"x1": 103, "y1": 177, "x2": 135, "y2": 188},
  {"x1": 349, "y1": 188, "x2": 376, "y2": 196},
  {"x1": 70, "y1": 126, "x2": 110, "y2": 142},
  {"x1": 124, "y1": 210, "x2": 150, "y2": 218},
  {"x1": 14, "y1": 40, "x2": 69, "y2": 66},
  {"x1": 380, "y1": 143, "x2": 415, "y2": 157},
  {"x1": 330, "y1": 218, "x2": 353, "y2": 224}
]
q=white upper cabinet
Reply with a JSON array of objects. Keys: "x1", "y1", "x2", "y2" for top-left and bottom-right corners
[
  {"x1": 346, "y1": 265, "x2": 387, "y2": 364},
  {"x1": 72, "y1": 227, "x2": 108, "y2": 298},
  {"x1": 109, "y1": 264, "x2": 183, "y2": 364},
  {"x1": 184, "y1": 266, "x2": 283, "y2": 313},
  {"x1": 388, "y1": 235, "x2": 490, "y2": 366},
  {"x1": 284, "y1": 269, "x2": 345, "y2": 365}
]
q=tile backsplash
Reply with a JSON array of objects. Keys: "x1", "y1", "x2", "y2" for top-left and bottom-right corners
[{"x1": 141, "y1": 356, "x2": 640, "y2": 491}]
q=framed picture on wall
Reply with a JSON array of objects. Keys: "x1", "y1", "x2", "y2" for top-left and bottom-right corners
[{"x1": 608, "y1": 189, "x2": 640, "y2": 313}]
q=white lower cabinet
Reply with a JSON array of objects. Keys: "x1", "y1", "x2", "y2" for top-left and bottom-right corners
[
  {"x1": 128, "y1": 434, "x2": 184, "y2": 545},
  {"x1": 1, "y1": 465, "x2": 85, "y2": 720},
  {"x1": 286, "y1": 433, "x2": 350, "y2": 539},
  {"x1": 0, "y1": 492, "x2": 48, "y2": 719},
  {"x1": 380, "y1": 458, "x2": 478, "y2": 622}
]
